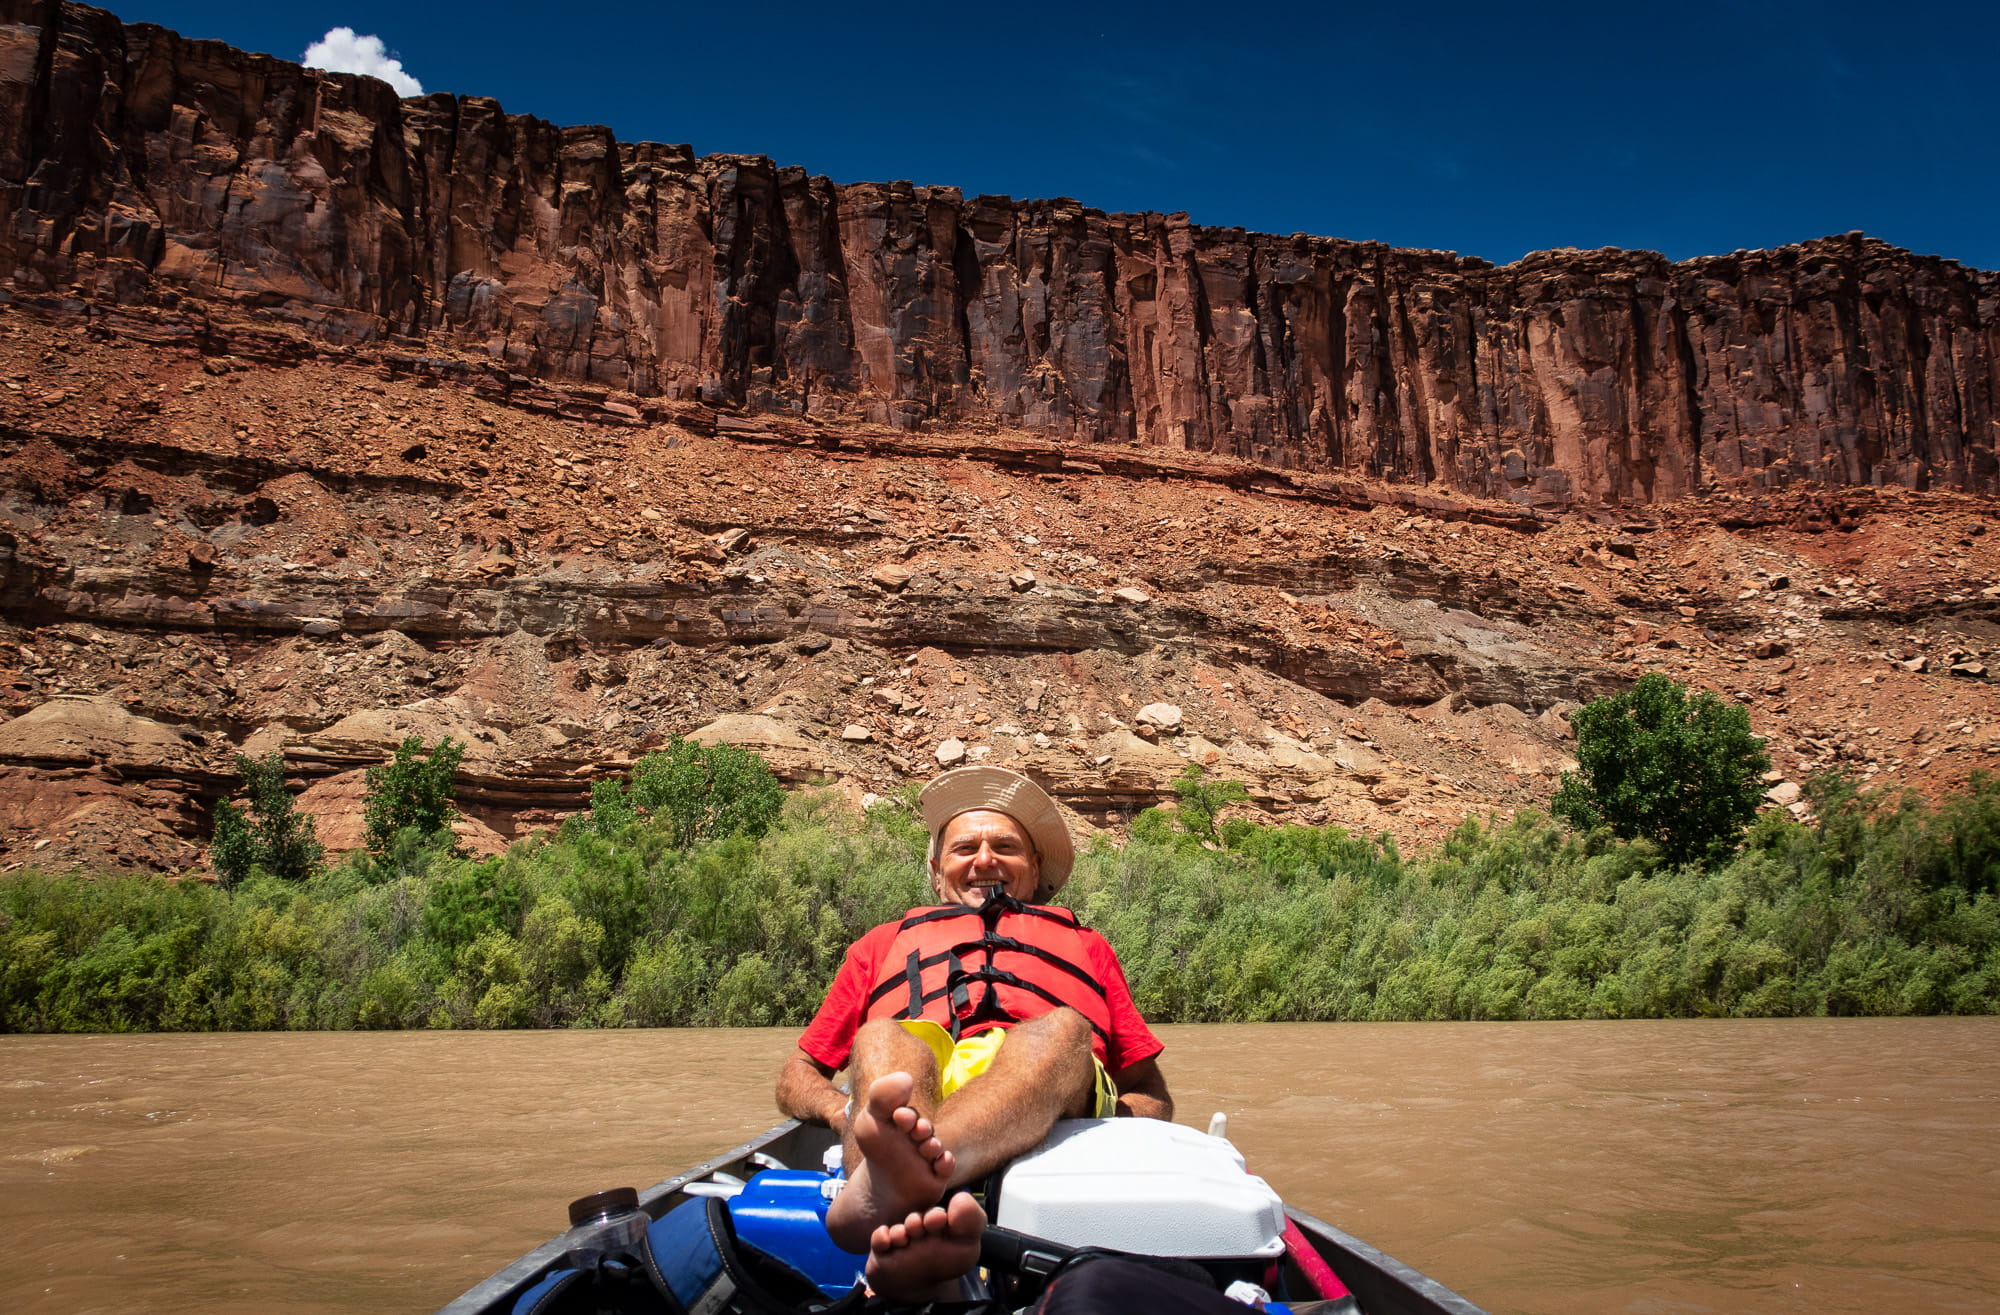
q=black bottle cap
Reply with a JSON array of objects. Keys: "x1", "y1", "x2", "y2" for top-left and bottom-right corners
[{"x1": 568, "y1": 1187, "x2": 640, "y2": 1226}]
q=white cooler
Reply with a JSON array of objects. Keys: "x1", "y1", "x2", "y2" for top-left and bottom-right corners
[{"x1": 994, "y1": 1118, "x2": 1288, "y2": 1262}]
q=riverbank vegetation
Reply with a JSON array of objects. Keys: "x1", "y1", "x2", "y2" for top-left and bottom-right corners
[{"x1": 3, "y1": 757, "x2": 1995, "y2": 1031}]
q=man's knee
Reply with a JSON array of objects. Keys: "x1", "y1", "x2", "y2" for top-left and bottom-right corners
[
  {"x1": 1004, "y1": 1010, "x2": 1098, "y2": 1118},
  {"x1": 1002, "y1": 1009, "x2": 1097, "y2": 1089},
  {"x1": 854, "y1": 1019, "x2": 939, "y2": 1073},
  {"x1": 855, "y1": 1017, "x2": 915, "y2": 1048},
  {"x1": 1019, "y1": 1006, "x2": 1094, "y2": 1048}
]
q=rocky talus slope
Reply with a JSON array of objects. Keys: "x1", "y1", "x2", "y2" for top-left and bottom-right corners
[
  {"x1": 0, "y1": 315, "x2": 1995, "y2": 872},
  {"x1": 0, "y1": 3, "x2": 1994, "y2": 872}
]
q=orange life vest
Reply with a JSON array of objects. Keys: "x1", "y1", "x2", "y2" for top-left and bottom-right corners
[{"x1": 862, "y1": 892, "x2": 1115, "y2": 1051}]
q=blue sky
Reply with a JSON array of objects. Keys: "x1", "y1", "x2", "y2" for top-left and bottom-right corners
[{"x1": 119, "y1": 1, "x2": 1997, "y2": 270}]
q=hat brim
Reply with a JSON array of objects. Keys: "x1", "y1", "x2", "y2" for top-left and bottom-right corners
[{"x1": 919, "y1": 766, "x2": 1075, "y2": 897}]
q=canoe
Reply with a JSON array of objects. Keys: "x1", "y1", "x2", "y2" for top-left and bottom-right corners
[{"x1": 438, "y1": 1119, "x2": 1488, "y2": 1315}]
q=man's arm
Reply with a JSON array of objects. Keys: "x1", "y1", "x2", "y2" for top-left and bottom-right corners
[
  {"x1": 775, "y1": 1047, "x2": 850, "y2": 1133},
  {"x1": 1087, "y1": 933, "x2": 1171, "y2": 1120},
  {"x1": 1109, "y1": 1054, "x2": 1172, "y2": 1121}
]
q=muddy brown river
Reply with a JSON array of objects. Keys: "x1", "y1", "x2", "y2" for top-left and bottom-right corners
[{"x1": 4, "y1": 1019, "x2": 1996, "y2": 1314}]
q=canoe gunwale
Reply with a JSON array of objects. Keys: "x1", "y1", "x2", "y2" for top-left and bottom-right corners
[
  {"x1": 1284, "y1": 1205, "x2": 1489, "y2": 1315},
  {"x1": 435, "y1": 1120, "x2": 809, "y2": 1315}
]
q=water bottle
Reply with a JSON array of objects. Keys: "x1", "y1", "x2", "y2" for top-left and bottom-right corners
[{"x1": 563, "y1": 1187, "x2": 650, "y2": 1273}]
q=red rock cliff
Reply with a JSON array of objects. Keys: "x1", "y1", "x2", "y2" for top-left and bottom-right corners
[{"x1": 3, "y1": 0, "x2": 1996, "y2": 506}]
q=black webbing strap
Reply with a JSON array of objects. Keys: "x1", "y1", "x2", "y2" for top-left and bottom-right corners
[
  {"x1": 893, "y1": 971, "x2": 1114, "y2": 1050},
  {"x1": 866, "y1": 945, "x2": 972, "y2": 1013},
  {"x1": 863, "y1": 895, "x2": 1108, "y2": 1044},
  {"x1": 976, "y1": 936, "x2": 1110, "y2": 999},
  {"x1": 948, "y1": 950, "x2": 969, "y2": 1018},
  {"x1": 865, "y1": 936, "x2": 1106, "y2": 1011},
  {"x1": 899, "y1": 905, "x2": 981, "y2": 928}
]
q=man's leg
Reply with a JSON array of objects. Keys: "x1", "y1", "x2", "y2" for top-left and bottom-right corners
[
  {"x1": 824, "y1": 1019, "x2": 954, "y2": 1251},
  {"x1": 934, "y1": 1007, "x2": 1097, "y2": 1188}
]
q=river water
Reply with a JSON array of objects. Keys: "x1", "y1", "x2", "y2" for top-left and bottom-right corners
[{"x1": 3, "y1": 1019, "x2": 1995, "y2": 1314}]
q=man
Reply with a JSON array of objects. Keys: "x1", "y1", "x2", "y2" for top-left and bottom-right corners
[{"x1": 775, "y1": 765, "x2": 1172, "y2": 1285}]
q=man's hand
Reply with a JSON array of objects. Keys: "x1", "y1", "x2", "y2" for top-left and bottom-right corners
[
  {"x1": 776, "y1": 1047, "x2": 850, "y2": 1133},
  {"x1": 1109, "y1": 1055, "x2": 1173, "y2": 1121}
]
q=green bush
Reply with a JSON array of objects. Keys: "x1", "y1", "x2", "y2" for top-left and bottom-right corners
[
  {"x1": 1168, "y1": 763, "x2": 1251, "y2": 846},
  {"x1": 583, "y1": 777, "x2": 636, "y2": 839},
  {"x1": 626, "y1": 737, "x2": 784, "y2": 849},
  {"x1": 1553, "y1": 673, "x2": 1771, "y2": 866},
  {"x1": 422, "y1": 860, "x2": 527, "y2": 951},
  {"x1": 210, "y1": 752, "x2": 325, "y2": 886},
  {"x1": 364, "y1": 736, "x2": 467, "y2": 854},
  {"x1": 3, "y1": 767, "x2": 1996, "y2": 1033}
]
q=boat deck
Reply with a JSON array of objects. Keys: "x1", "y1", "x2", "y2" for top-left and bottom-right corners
[{"x1": 439, "y1": 1121, "x2": 1487, "y2": 1315}]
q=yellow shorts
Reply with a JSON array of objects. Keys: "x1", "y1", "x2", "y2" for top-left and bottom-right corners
[{"x1": 899, "y1": 1019, "x2": 1118, "y2": 1118}]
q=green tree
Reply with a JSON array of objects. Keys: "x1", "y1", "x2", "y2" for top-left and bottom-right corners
[
  {"x1": 625, "y1": 737, "x2": 783, "y2": 849},
  {"x1": 1552, "y1": 673, "x2": 1770, "y2": 867},
  {"x1": 209, "y1": 798, "x2": 257, "y2": 889},
  {"x1": 582, "y1": 776, "x2": 635, "y2": 839},
  {"x1": 209, "y1": 751, "x2": 324, "y2": 886},
  {"x1": 363, "y1": 736, "x2": 466, "y2": 854},
  {"x1": 1170, "y1": 763, "x2": 1252, "y2": 846}
]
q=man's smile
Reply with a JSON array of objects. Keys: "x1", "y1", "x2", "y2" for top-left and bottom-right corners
[{"x1": 932, "y1": 809, "x2": 1042, "y2": 905}]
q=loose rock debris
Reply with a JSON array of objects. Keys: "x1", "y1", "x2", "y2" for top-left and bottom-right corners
[{"x1": 0, "y1": 318, "x2": 1994, "y2": 874}]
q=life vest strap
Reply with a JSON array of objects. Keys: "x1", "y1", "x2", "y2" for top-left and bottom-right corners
[
  {"x1": 892, "y1": 899, "x2": 1084, "y2": 933},
  {"x1": 893, "y1": 972, "x2": 1115, "y2": 1051},
  {"x1": 901, "y1": 949, "x2": 920, "y2": 1019},
  {"x1": 863, "y1": 937, "x2": 1107, "y2": 1013},
  {"x1": 977, "y1": 936, "x2": 1111, "y2": 1000},
  {"x1": 862, "y1": 896, "x2": 1113, "y2": 1050}
]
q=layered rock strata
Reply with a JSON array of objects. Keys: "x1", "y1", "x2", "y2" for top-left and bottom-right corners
[
  {"x1": 1, "y1": 4, "x2": 1997, "y2": 876},
  {"x1": 1, "y1": 311, "x2": 1997, "y2": 875},
  {"x1": 2, "y1": 0, "x2": 1996, "y2": 507}
]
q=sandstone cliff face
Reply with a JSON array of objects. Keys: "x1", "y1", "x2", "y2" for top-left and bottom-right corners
[{"x1": 3, "y1": 0, "x2": 1995, "y2": 507}]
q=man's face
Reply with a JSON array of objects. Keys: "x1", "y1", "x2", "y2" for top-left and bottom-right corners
[{"x1": 930, "y1": 809, "x2": 1042, "y2": 906}]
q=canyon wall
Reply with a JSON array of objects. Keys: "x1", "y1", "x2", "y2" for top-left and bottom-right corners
[{"x1": 2, "y1": 0, "x2": 1997, "y2": 506}]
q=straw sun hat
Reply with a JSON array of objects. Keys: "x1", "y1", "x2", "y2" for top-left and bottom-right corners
[{"x1": 918, "y1": 765, "x2": 1076, "y2": 899}]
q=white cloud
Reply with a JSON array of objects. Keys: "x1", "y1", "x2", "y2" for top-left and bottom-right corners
[{"x1": 302, "y1": 27, "x2": 424, "y2": 96}]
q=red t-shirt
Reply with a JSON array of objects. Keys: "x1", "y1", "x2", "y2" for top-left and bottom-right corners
[{"x1": 797, "y1": 916, "x2": 1164, "y2": 1074}]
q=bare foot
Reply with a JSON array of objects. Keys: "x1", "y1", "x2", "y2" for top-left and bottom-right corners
[
  {"x1": 865, "y1": 1192, "x2": 988, "y2": 1301},
  {"x1": 825, "y1": 1071, "x2": 954, "y2": 1252}
]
